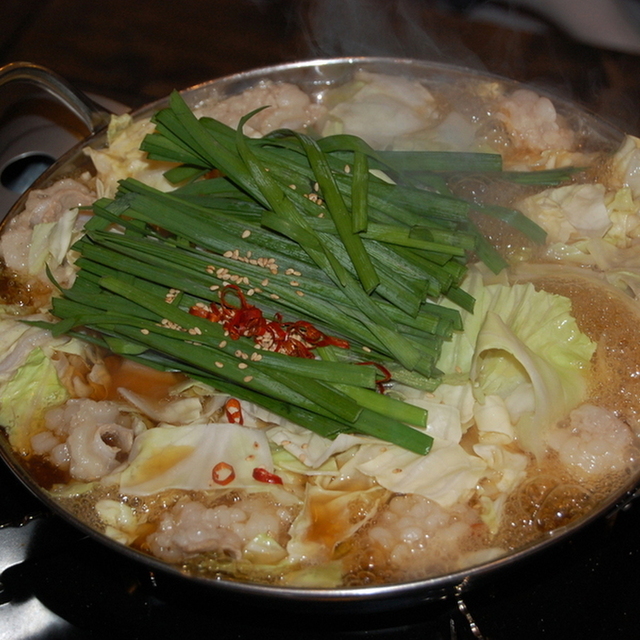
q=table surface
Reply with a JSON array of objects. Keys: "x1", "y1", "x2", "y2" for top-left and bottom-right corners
[{"x1": 2, "y1": 0, "x2": 640, "y2": 133}]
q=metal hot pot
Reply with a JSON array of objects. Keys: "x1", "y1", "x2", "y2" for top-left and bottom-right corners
[{"x1": 0, "y1": 57, "x2": 637, "y2": 615}]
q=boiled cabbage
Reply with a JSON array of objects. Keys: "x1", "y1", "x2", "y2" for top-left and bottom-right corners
[
  {"x1": 438, "y1": 271, "x2": 595, "y2": 457},
  {"x1": 0, "y1": 347, "x2": 69, "y2": 452},
  {"x1": 117, "y1": 422, "x2": 274, "y2": 495}
]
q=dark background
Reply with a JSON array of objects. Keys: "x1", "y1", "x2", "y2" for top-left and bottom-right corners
[{"x1": 3, "y1": 0, "x2": 640, "y2": 133}]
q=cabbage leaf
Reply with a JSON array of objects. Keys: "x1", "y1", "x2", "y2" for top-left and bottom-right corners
[
  {"x1": 355, "y1": 439, "x2": 487, "y2": 507},
  {"x1": 439, "y1": 272, "x2": 595, "y2": 457},
  {"x1": 117, "y1": 422, "x2": 275, "y2": 495},
  {"x1": 0, "y1": 347, "x2": 69, "y2": 452},
  {"x1": 28, "y1": 208, "x2": 80, "y2": 276}
]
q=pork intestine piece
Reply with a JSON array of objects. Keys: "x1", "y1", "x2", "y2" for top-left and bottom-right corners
[
  {"x1": 365, "y1": 494, "x2": 483, "y2": 578},
  {"x1": 65, "y1": 421, "x2": 134, "y2": 482},
  {"x1": 38, "y1": 398, "x2": 134, "y2": 481},
  {"x1": 497, "y1": 89, "x2": 574, "y2": 153},
  {"x1": 147, "y1": 494, "x2": 292, "y2": 563},
  {"x1": 546, "y1": 404, "x2": 639, "y2": 480},
  {"x1": 195, "y1": 81, "x2": 327, "y2": 138},
  {"x1": 0, "y1": 179, "x2": 93, "y2": 277}
]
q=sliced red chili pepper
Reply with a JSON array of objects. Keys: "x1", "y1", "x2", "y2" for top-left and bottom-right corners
[
  {"x1": 225, "y1": 398, "x2": 244, "y2": 424},
  {"x1": 219, "y1": 284, "x2": 247, "y2": 311},
  {"x1": 315, "y1": 335, "x2": 351, "y2": 349},
  {"x1": 188, "y1": 284, "x2": 350, "y2": 357},
  {"x1": 212, "y1": 461, "x2": 236, "y2": 485},
  {"x1": 252, "y1": 467, "x2": 283, "y2": 485},
  {"x1": 358, "y1": 361, "x2": 392, "y2": 393},
  {"x1": 284, "y1": 321, "x2": 350, "y2": 349}
]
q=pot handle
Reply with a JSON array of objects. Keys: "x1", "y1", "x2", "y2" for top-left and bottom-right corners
[{"x1": 0, "y1": 61, "x2": 113, "y2": 133}]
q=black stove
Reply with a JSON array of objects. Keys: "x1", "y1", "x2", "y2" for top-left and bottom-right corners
[{"x1": 1, "y1": 456, "x2": 639, "y2": 640}]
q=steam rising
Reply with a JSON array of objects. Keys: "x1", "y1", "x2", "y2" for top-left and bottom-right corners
[{"x1": 295, "y1": 0, "x2": 484, "y2": 68}]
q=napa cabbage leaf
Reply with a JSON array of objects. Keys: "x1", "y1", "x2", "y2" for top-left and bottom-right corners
[
  {"x1": 439, "y1": 270, "x2": 595, "y2": 457},
  {"x1": 0, "y1": 346, "x2": 69, "y2": 452},
  {"x1": 117, "y1": 422, "x2": 276, "y2": 495}
]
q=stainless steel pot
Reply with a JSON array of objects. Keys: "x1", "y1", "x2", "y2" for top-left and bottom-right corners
[{"x1": 0, "y1": 57, "x2": 637, "y2": 612}]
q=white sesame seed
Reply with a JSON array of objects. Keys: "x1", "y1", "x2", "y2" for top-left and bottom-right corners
[
  {"x1": 243, "y1": 375, "x2": 253, "y2": 383},
  {"x1": 242, "y1": 230, "x2": 251, "y2": 239},
  {"x1": 215, "y1": 362, "x2": 224, "y2": 368},
  {"x1": 140, "y1": 328, "x2": 150, "y2": 335},
  {"x1": 295, "y1": 290, "x2": 305, "y2": 297},
  {"x1": 238, "y1": 362, "x2": 248, "y2": 369}
]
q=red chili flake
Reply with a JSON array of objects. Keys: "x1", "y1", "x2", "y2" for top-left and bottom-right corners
[
  {"x1": 189, "y1": 284, "x2": 349, "y2": 358},
  {"x1": 212, "y1": 461, "x2": 236, "y2": 485},
  {"x1": 252, "y1": 467, "x2": 283, "y2": 485},
  {"x1": 225, "y1": 398, "x2": 244, "y2": 424}
]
